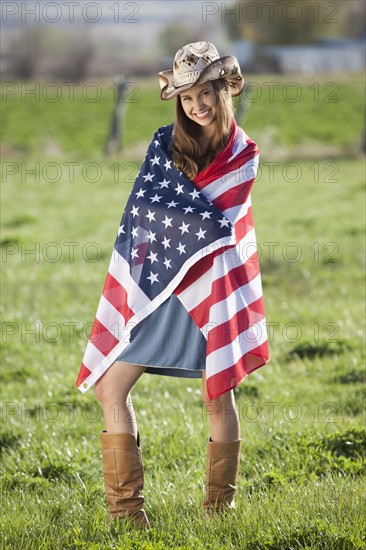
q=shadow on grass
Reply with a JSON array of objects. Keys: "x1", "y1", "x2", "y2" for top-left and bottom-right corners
[{"x1": 286, "y1": 339, "x2": 356, "y2": 360}]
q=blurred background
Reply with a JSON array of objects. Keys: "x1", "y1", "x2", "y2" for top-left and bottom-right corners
[
  {"x1": 1, "y1": 0, "x2": 365, "y2": 78},
  {"x1": 1, "y1": 0, "x2": 365, "y2": 159}
]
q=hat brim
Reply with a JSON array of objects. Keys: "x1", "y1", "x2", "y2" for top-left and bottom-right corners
[{"x1": 159, "y1": 55, "x2": 244, "y2": 100}]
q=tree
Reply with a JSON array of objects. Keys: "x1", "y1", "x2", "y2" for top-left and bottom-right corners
[
  {"x1": 159, "y1": 22, "x2": 199, "y2": 56},
  {"x1": 6, "y1": 27, "x2": 46, "y2": 79},
  {"x1": 224, "y1": 0, "x2": 365, "y2": 45}
]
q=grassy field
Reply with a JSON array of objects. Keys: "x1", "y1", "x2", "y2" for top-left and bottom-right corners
[
  {"x1": 1, "y1": 73, "x2": 364, "y2": 158},
  {"x1": 1, "y1": 74, "x2": 365, "y2": 549}
]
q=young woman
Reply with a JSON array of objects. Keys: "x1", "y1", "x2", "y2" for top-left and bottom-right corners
[{"x1": 76, "y1": 42, "x2": 269, "y2": 529}]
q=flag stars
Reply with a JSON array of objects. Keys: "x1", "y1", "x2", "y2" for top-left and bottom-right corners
[
  {"x1": 147, "y1": 231, "x2": 157, "y2": 243},
  {"x1": 146, "y1": 210, "x2": 156, "y2": 222},
  {"x1": 200, "y1": 210, "x2": 212, "y2": 220},
  {"x1": 143, "y1": 172, "x2": 154, "y2": 182},
  {"x1": 177, "y1": 242, "x2": 186, "y2": 255},
  {"x1": 153, "y1": 140, "x2": 159, "y2": 147},
  {"x1": 195, "y1": 228, "x2": 207, "y2": 241},
  {"x1": 147, "y1": 251, "x2": 158, "y2": 264},
  {"x1": 167, "y1": 200, "x2": 178, "y2": 209},
  {"x1": 219, "y1": 218, "x2": 231, "y2": 228},
  {"x1": 118, "y1": 224, "x2": 125, "y2": 236},
  {"x1": 147, "y1": 271, "x2": 159, "y2": 284},
  {"x1": 164, "y1": 160, "x2": 172, "y2": 171},
  {"x1": 183, "y1": 206, "x2": 195, "y2": 214},
  {"x1": 150, "y1": 194, "x2": 162, "y2": 203},
  {"x1": 163, "y1": 258, "x2": 172, "y2": 270},
  {"x1": 150, "y1": 155, "x2": 160, "y2": 166},
  {"x1": 130, "y1": 205, "x2": 139, "y2": 218},
  {"x1": 162, "y1": 215, "x2": 173, "y2": 229},
  {"x1": 135, "y1": 188, "x2": 146, "y2": 199},
  {"x1": 158, "y1": 179, "x2": 170, "y2": 188},
  {"x1": 131, "y1": 248, "x2": 139, "y2": 259},
  {"x1": 175, "y1": 183, "x2": 184, "y2": 195},
  {"x1": 162, "y1": 236, "x2": 171, "y2": 249},
  {"x1": 131, "y1": 227, "x2": 139, "y2": 238},
  {"x1": 189, "y1": 189, "x2": 200, "y2": 200},
  {"x1": 179, "y1": 221, "x2": 190, "y2": 235}
]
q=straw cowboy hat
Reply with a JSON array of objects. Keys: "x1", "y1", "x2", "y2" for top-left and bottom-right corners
[{"x1": 159, "y1": 41, "x2": 244, "y2": 100}]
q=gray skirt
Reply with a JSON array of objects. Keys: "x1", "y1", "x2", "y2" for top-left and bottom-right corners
[{"x1": 116, "y1": 293, "x2": 206, "y2": 378}]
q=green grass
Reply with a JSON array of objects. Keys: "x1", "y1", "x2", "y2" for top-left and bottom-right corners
[
  {"x1": 1, "y1": 73, "x2": 364, "y2": 157},
  {"x1": 1, "y1": 73, "x2": 366, "y2": 548}
]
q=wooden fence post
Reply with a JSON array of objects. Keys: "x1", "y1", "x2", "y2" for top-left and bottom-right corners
[
  {"x1": 235, "y1": 84, "x2": 253, "y2": 126},
  {"x1": 105, "y1": 76, "x2": 127, "y2": 156}
]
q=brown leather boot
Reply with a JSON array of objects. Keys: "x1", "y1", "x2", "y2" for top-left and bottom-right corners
[
  {"x1": 100, "y1": 431, "x2": 150, "y2": 529},
  {"x1": 203, "y1": 437, "x2": 242, "y2": 515}
]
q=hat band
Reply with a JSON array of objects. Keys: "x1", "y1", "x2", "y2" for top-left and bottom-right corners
[{"x1": 174, "y1": 69, "x2": 202, "y2": 88}]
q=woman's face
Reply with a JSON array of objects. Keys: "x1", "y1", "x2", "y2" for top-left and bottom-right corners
[{"x1": 180, "y1": 81, "x2": 217, "y2": 134}]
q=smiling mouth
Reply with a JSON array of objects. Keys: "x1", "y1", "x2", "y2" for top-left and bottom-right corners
[{"x1": 194, "y1": 109, "x2": 211, "y2": 120}]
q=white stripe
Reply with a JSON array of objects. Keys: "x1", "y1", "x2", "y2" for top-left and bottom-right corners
[
  {"x1": 178, "y1": 228, "x2": 258, "y2": 311},
  {"x1": 222, "y1": 195, "x2": 251, "y2": 224},
  {"x1": 203, "y1": 155, "x2": 259, "y2": 202},
  {"x1": 228, "y1": 127, "x2": 249, "y2": 162},
  {"x1": 206, "y1": 318, "x2": 268, "y2": 375},
  {"x1": 82, "y1": 341, "x2": 107, "y2": 372},
  {"x1": 79, "y1": 337, "x2": 132, "y2": 392},
  {"x1": 108, "y1": 249, "x2": 150, "y2": 312},
  {"x1": 200, "y1": 272, "x2": 263, "y2": 335},
  {"x1": 95, "y1": 294, "x2": 127, "y2": 338}
]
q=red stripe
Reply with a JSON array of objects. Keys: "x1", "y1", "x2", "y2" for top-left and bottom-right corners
[
  {"x1": 102, "y1": 272, "x2": 135, "y2": 323},
  {"x1": 194, "y1": 128, "x2": 258, "y2": 189},
  {"x1": 195, "y1": 146, "x2": 258, "y2": 188},
  {"x1": 234, "y1": 206, "x2": 255, "y2": 242},
  {"x1": 76, "y1": 362, "x2": 92, "y2": 387},
  {"x1": 212, "y1": 179, "x2": 254, "y2": 213},
  {"x1": 206, "y1": 297, "x2": 266, "y2": 355},
  {"x1": 188, "y1": 251, "x2": 261, "y2": 328},
  {"x1": 194, "y1": 120, "x2": 237, "y2": 187},
  {"x1": 89, "y1": 318, "x2": 120, "y2": 356},
  {"x1": 174, "y1": 245, "x2": 233, "y2": 295},
  {"x1": 206, "y1": 340, "x2": 270, "y2": 400}
]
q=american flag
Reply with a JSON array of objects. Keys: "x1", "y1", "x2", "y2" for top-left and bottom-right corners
[{"x1": 76, "y1": 121, "x2": 269, "y2": 399}]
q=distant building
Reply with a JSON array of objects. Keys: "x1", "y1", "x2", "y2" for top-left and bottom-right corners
[{"x1": 234, "y1": 39, "x2": 365, "y2": 73}]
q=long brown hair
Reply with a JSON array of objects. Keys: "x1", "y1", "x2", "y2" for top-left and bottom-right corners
[{"x1": 172, "y1": 79, "x2": 234, "y2": 179}]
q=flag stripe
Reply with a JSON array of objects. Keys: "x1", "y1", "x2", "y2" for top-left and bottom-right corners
[
  {"x1": 206, "y1": 340, "x2": 270, "y2": 398},
  {"x1": 235, "y1": 206, "x2": 255, "y2": 242},
  {"x1": 189, "y1": 253, "x2": 261, "y2": 329},
  {"x1": 213, "y1": 179, "x2": 254, "y2": 213},
  {"x1": 102, "y1": 272, "x2": 135, "y2": 323},
  {"x1": 96, "y1": 295, "x2": 128, "y2": 341},
  {"x1": 108, "y1": 249, "x2": 150, "y2": 313},
  {"x1": 200, "y1": 156, "x2": 259, "y2": 201},
  {"x1": 222, "y1": 195, "x2": 251, "y2": 225},
  {"x1": 82, "y1": 340, "x2": 108, "y2": 371},
  {"x1": 199, "y1": 272, "x2": 263, "y2": 333},
  {"x1": 206, "y1": 297, "x2": 265, "y2": 355},
  {"x1": 206, "y1": 318, "x2": 268, "y2": 375},
  {"x1": 89, "y1": 318, "x2": 120, "y2": 356},
  {"x1": 177, "y1": 227, "x2": 258, "y2": 311}
]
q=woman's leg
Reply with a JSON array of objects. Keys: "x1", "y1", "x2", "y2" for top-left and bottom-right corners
[
  {"x1": 95, "y1": 361, "x2": 149, "y2": 528},
  {"x1": 94, "y1": 360, "x2": 146, "y2": 437},
  {"x1": 201, "y1": 371, "x2": 240, "y2": 441},
  {"x1": 201, "y1": 371, "x2": 242, "y2": 513}
]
